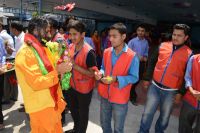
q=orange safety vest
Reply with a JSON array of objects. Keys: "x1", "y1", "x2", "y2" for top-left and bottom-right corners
[
  {"x1": 98, "y1": 47, "x2": 135, "y2": 104},
  {"x1": 153, "y1": 42, "x2": 192, "y2": 89},
  {"x1": 184, "y1": 54, "x2": 200, "y2": 108},
  {"x1": 69, "y1": 43, "x2": 95, "y2": 94}
]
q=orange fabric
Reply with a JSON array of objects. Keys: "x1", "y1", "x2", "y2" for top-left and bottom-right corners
[
  {"x1": 69, "y1": 43, "x2": 95, "y2": 93},
  {"x1": 153, "y1": 42, "x2": 192, "y2": 89},
  {"x1": 92, "y1": 35, "x2": 101, "y2": 56},
  {"x1": 15, "y1": 44, "x2": 60, "y2": 113},
  {"x1": 98, "y1": 47, "x2": 135, "y2": 104},
  {"x1": 184, "y1": 54, "x2": 200, "y2": 108},
  {"x1": 29, "y1": 107, "x2": 63, "y2": 133},
  {"x1": 24, "y1": 33, "x2": 59, "y2": 103}
]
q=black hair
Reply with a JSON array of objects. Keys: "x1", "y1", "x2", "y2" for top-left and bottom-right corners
[
  {"x1": 28, "y1": 18, "x2": 49, "y2": 34},
  {"x1": 48, "y1": 18, "x2": 59, "y2": 29},
  {"x1": 60, "y1": 24, "x2": 67, "y2": 32},
  {"x1": 136, "y1": 24, "x2": 146, "y2": 31},
  {"x1": 0, "y1": 21, "x2": 5, "y2": 29},
  {"x1": 109, "y1": 23, "x2": 127, "y2": 35},
  {"x1": 173, "y1": 24, "x2": 190, "y2": 36},
  {"x1": 10, "y1": 21, "x2": 23, "y2": 32},
  {"x1": 67, "y1": 20, "x2": 86, "y2": 33}
]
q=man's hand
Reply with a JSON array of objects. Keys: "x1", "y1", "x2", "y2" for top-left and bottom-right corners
[
  {"x1": 101, "y1": 76, "x2": 117, "y2": 85},
  {"x1": 94, "y1": 71, "x2": 103, "y2": 80},
  {"x1": 174, "y1": 93, "x2": 182, "y2": 105},
  {"x1": 139, "y1": 55, "x2": 143, "y2": 61},
  {"x1": 142, "y1": 80, "x2": 150, "y2": 89},
  {"x1": 189, "y1": 87, "x2": 200, "y2": 100},
  {"x1": 57, "y1": 62, "x2": 72, "y2": 74},
  {"x1": 0, "y1": 67, "x2": 5, "y2": 75},
  {"x1": 71, "y1": 58, "x2": 79, "y2": 70},
  {"x1": 6, "y1": 45, "x2": 15, "y2": 55},
  {"x1": 143, "y1": 57, "x2": 148, "y2": 62}
]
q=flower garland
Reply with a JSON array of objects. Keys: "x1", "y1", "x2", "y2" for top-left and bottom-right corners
[{"x1": 45, "y1": 39, "x2": 72, "y2": 90}]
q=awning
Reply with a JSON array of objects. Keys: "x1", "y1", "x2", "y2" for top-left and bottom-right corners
[{"x1": 0, "y1": 12, "x2": 14, "y2": 17}]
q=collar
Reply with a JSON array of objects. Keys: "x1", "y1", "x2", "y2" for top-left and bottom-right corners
[
  {"x1": 111, "y1": 44, "x2": 128, "y2": 54},
  {"x1": 136, "y1": 36, "x2": 145, "y2": 41},
  {"x1": 0, "y1": 30, "x2": 6, "y2": 34},
  {"x1": 173, "y1": 43, "x2": 185, "y2": 51},
  {"x1": 16, "y1": 32, "x2": 24, "y2": 40}
]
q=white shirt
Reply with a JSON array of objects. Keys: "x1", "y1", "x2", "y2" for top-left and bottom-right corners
[
  {"x1": 0, "y1": 30, "x2": 14, "y2": 48},
  {"x1": 12, "y1": 32, "x2": 25, "y2": 57},
  {"x1": 0, "y1": 30, "x2": 14, "y2": 58}
]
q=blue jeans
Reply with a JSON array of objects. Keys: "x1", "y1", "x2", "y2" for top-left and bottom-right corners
[
  {"x1": 100, "y1": 97, "x2": 128, "y2": 133},
  {"x1": 138, "y1": 84, "x2": 177, "y2": 133}
]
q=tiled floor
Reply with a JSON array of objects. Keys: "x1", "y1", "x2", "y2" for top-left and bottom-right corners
[{"x1": 2, "y1": 84, "x2": 179, "y2": 133}]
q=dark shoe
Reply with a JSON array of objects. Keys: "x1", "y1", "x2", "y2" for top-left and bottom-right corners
[
  {"x1": 130, "y1": 99, "x2": 138, "y2": 106},
  {"x1": 18, "y1": 107, "x2": 25, "y2": 112},
  {"x1": 66, "y1": 108, "x2": 71, "y2": 114},
  {"x1": 10, "y1": 98, "x2": 17, "y2": 101},
  {"x1": 65, "y1": 129, "x2": 75, "y2": 133},
  {"x1": 61, "y1": 118, "x2": 66, "y2": 126}
]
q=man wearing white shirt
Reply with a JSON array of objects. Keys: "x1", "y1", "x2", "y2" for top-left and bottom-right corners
[
  {"x1": 1, "y1": 22, "x2": 24, "y2": 104},
  {"x1": 10, "y1": 21, "x2": 24, "y2": 57},
  {"x1": 0, "y1": 22, "x2": 14, "y2": 56}
]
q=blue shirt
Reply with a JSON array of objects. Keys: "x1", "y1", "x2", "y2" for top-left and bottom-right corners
[
  {"x1": 0, "y1": 36, "x2": 6, "y2": 63},
  {"x1": 185, "y1": 55, "x2": 194, "y2": 88},
  {"x1": 128, "y1": 36, "x2": 149, "y2": 57},
  {"x1": 184, "y1": 55, "x2": 200, "y2": 109},
  {"x1": 84, "y1": 37, "x2": 95, "y2": 50},
  {"x1": 100, "y1": 44, "x2": 139, "y2": 89}
]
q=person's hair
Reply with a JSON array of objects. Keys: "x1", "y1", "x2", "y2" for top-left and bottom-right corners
[
  {"x1": 28, "y1": 18, "x2": 49, "y2": 34},
  {"x1": 0, "y1": 21, "x2": 4, "y2": 29},
  {"x1": 48, "y1": 18, "x2": 59, "y2": 29},
  {"x1": 67, "y1": 20, "x2": 86, "y2": 33},
  {"x1": 64, "y1": 16, "x2": 75, "y2": 31},
  {"x1": 173, "y1": 24, "x2": 190, "y2": 36},
  {"x1": 109, "y1": 23, "x2": 127, "y2": 35},
  {"x1": 59, "y1": 24, "x2": 67, "y2": 32},
  {"x1": 10, "y1": 21, "x2": 23, "y2": 32},
  {"x1": 136, "y1": 24, "x2": 146, "y2": 31}
]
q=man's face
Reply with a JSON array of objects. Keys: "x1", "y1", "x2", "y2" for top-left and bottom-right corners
[
  {"x1": 69, "y1": 28, "x2": 85, "y2": 45},
  {"x1": 109, "y1": 29, "x2": 126, "y2": 48},
  {"x1": 9, "y1": 27, "x2": 17, "y2": 36},
  {"x1": 136, "y1": 27, "x2": 145, "y2": 38},
  {"x1": 39, "y1": 23, "x2": 51, "y2": 40},
  {"x1": 172, "y1": 29, "x2": 188, "y2": 45},
  {"x1": 49, "y1": 25, "x2": 57, "y2": 37},
  {"x1": 59, "y1": 28, "x2": 64, "y2": 34}
]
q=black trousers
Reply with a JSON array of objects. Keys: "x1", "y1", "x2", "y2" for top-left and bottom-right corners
[
  {"x1": 68, "y1": 88, "x2": 93, "y2": 133},
  {"x1": 61, "y1": 90, "x2": 71, "y2": 123},
  {"x1": 130, "y1": 61, "x2": 146, "y2": 102},
  {"x1": 3, "y1": 70, "x2": 18, "y2": 102},
  {"x1": 179, "y1": 102, "x2": 200, "y2": 133},
  {"x1": 0, "y1": 75, "x2": 4, "y2": 124}
]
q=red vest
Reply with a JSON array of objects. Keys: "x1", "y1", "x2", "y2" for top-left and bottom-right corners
[
  {"x1": 98, "y1": 47, "x2": 135, "y2": 104},
  {"x1": 69, "y1": 43, "x2": 95, "y2": 94},
  {"x1": 153, "y1": 42, "x2": 192, "y2": 89},
  {"x1": 184, "y1": 54, "x2": 200, "y2": 108}
]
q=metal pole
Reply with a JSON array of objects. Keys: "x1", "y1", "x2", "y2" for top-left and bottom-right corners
[
  {"x1": 20, "y1": 0, "x2": 23, "y2": 23},
  {"x1": 38, "y1": 0, "x2": 41, "y2": 16}
]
